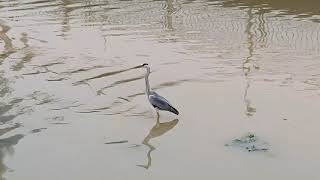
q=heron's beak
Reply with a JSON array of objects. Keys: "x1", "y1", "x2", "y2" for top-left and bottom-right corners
[{"x1": 133, "y1": 64, "x2": 144, "y2": 69}]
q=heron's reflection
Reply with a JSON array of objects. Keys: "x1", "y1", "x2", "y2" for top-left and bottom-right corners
[{"x1": 137, "y1": 116, "x2": 179, "y2": 169}]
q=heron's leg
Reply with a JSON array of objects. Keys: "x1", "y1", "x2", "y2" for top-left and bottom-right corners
[{"x1": 156, "y1": 109, "x2": 160, "y2": 124}]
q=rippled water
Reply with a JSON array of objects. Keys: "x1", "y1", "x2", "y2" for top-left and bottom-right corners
[{"x1": 1, "y1": 0, "x2": 320, "y2": 179}]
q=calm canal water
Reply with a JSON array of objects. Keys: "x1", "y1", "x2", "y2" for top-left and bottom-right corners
[{"x1": 1, "y1": 0, "x2": 320, "y2": 179}]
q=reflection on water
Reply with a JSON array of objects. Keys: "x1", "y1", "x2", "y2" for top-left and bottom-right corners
[
  {"x1": 0, "y1": 125, "x2": 23, "y2": 180},
  {"x1": 0, "y1": 21, "x2": 15, "y2": 61},
  {"x1": 60, "y1": 0, "x2": 72, "y2": 38},
  {"x1": 0, "y1": 75, "x2": 10, "y2": 99},
  {"x1": 0, "y1": 134, "x2": 24, "y2": 179},
  {"x1": 214, "y1": 0, "x2": 320, "y2": 21},
  {"x1": 0, "y1": 20, "x2": 25, "y2": 179},
  {"x1": 243, "y1": 7, "x2": 259, "y2": 117},
  {"x1": 12, "y1": 33, "x2": 35, "y2": 71},
  {"x1": 164, "y1": 0, "x2": 175, "y2": 31},
  {"x1": 138, "y1": 117, "x2": 179, "y2": 169},
  {"x1": 1, "y1": 0, "x2": 320, "y2": 179}
]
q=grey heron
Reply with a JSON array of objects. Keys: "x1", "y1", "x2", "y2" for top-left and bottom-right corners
[{"x1": 135, "y1": 63, "x2": 179, "y2": 116}]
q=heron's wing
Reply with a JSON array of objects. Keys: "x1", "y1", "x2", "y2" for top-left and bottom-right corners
[
  {"x1": 149, "y1": 92, "x2": 179, "y2": 115},
  {"x1": 153, "y1": 92, "x2": 173, "y2": 104},
  {"x1": 149, "y1": 93, "x2": 171, "y2": 110}
]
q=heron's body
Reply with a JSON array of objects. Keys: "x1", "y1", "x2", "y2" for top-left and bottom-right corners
[
  {"x1": 140, "y1": 64, "x2": 179, "y2": 115},
  {"x1": 149, "y1": 91, "x2": 179, "y2": 115}
]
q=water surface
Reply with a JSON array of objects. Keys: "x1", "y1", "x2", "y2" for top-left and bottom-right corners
[{"x1": 1, "y1": 0, "x2": 320, "y2": 179}]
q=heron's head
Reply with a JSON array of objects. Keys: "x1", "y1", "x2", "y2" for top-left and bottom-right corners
[{"x1": 134, "y1": 63, "x2": 149, "y2": 69}]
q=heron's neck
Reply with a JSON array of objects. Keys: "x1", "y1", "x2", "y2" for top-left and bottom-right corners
[{"x1": 145, "y1": 66, "x2": 151, "y2": 96}]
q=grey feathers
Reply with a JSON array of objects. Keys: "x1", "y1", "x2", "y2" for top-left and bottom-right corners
[{"x1": 148, "y1": 92, "x2": 179, "y2": 115}]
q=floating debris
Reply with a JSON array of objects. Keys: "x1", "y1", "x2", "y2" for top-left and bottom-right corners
[
  {"x1": 30, "y1": 128, "x2": 47, "y2": 134},
  {"x1": 36, "y1": 62, "x2": 64, "y2": 68},
  {"x1": 46, "y1": 116, "x2": 66, "y2": 125},
  {"x1": 105, "y1": 140, "x2": 128, "y2": 144},
  {"x1": 118, "y1": 97, "x2": 130, "y2": 102},
  {"x1": 46, "y1": 78, "x2": 66, "y2": 82},
  {"x1": 225, "y1": 133, "x2": 269, "y2": 152},
  {"x1": 51, "y1": 122, "x2": 69, "y2": 125}
]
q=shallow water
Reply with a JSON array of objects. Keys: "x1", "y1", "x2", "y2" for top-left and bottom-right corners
[{"x1": 1, "y1": 0, "x2": 320, "y2": 179}]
